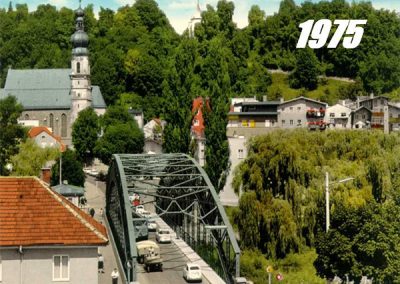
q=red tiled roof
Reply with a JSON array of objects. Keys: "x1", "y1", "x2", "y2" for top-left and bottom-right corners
[
  {"x1": 28, "y1": 126, "x2": 66, "y2": 152},
  {"x1": 0, "y1": 177, "x2": 108, "y2": 247},
  {"x1": 192, "y1": 97, "x2": 210, "y2": 138}
]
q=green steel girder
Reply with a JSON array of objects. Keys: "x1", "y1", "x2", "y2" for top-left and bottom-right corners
[{"x1": 106, "y1": 153, "x2": 241, "y2": 284}]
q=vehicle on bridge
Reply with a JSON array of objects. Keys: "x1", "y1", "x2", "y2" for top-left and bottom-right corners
[
  {"x1": 156, "y1": 228, "x2": 171, "y2": 243},
  {"x1": 136, "y1": 240, "x2": 160, "y2": 264},
  {"x1": 132, "y1": 210, "x2": 149, "y2": 241},
  {"x1": 143, "y1": 252, "x2": 163, "y2": 273},
  {"x1": 183, "y1": 263, "x2": 202, "y2": 282}
]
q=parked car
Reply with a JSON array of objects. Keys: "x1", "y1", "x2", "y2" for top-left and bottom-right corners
[
  {"x1": 155, "y1": 228, "x2": 171, "y2": 243},
  {"x1": 183, "y1": 263, "x2": 202, "y2": 282}
]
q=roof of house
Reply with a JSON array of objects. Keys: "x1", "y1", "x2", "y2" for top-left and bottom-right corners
[
  {"x1": 352, "y1": 106, "x2": 372, "y2": 113},
  {"x1": 28, "y1": 126, "x2": 66, "y2": 152},
  {"x1": 235, "y1": 101, "x2": 281, "y2": 106},
  {"x1": 0, "y1": 69, "x2": 106, "y2": 109},
  {"x1": 0, "y1": 177, "x2": 108, "y2": 247},
  {"x1": 52, "y1": 184, "x2": 85, "y2": 196},
  {"x1": 279, "y1": 96, "x2": 327, "y2": 107}
]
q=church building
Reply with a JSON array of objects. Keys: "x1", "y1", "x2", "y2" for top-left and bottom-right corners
[{"x1": 0, "y1": 5, "x2": 106, "y2": 146}]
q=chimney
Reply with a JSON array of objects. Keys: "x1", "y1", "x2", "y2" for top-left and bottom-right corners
[
  {"x1": 263, "y1": 95, "x2": 267, "y2": 102},
  {"x1": 41, "y1": 168, "x2": 51, "y2": 184},
  {"x1": 370, "y1": 92, "x2": 374, "y2": 99},
  {"x1": 280, "y1": 97, "x2": 284, "y2": 103}
]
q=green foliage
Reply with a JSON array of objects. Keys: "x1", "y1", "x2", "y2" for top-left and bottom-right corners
[
  {"x1": 0, "y1": 96, "x2": 25, "y2": 175},
  {"x1": 101, "y1": 105, "x2": 135, "y2": 129},
  {"x1": 234, "y1": 129, "x2": 400, "y2": 261},
  {"x1": 72, "y1": 107, "x2": 100, "y2": 163},
  {"x1": 94, "y1": 123, "x2": 144, "y2": 165},
  {"x1": 11, "y1": 139, "x2": 59, "y2": 176},
  {"x1": 289, "y1": 48, "x2": 320, "y2": 90},
  {"x1": 51, "y1": 149, "x2": 85, "y2": 187},
  {"x1": 314, "y1": 202, "x2": 400, "y2": 282}
]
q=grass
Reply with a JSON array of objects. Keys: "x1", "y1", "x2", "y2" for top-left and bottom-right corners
[
  {"x1": 268, "y1": 73, "x2": 352, "y2": 105},
  {"x1": 241, "y1": 248, "x2": 325, "y2": 284}
]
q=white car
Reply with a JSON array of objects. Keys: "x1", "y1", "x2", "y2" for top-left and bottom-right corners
[
  {"x1": 135, "y1": 205, "x2": 145, "y2": 214},
  {"x1": 147, "y1": 220, "x2": 157, "y2": 231},
  {"x1": 183, "y1": 263, "x2": 202, "y2": 282},
  {"x1": 155, "y1": 228, "x2": 171, "y2": 243}
]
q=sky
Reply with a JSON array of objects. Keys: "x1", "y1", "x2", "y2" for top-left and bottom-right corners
[{"x1": 2, "y1": 0, "x2": 400, "y2": 34}]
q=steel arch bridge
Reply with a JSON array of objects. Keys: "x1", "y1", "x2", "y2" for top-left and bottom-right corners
[{"x1": 106, "y1": 153, "x2": 240, "y2": 283}]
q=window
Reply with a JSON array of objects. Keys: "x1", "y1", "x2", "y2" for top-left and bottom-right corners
[
  {"x1": 290, "y1": 120, "x2": 293, "y2": 125},
  {"x1": 77, "y1": 62, "x2": 80, "y2": 74},
  {"x1": 330, "y1": 113, "x2": 335, "y2": 118},
  {"x1": 193, "y1": 119, "x2": 199, "y2": 126},
  {"x1": 297, "y1": 106, "x2": 301, "y2": 111},
  {"x1": 297, "y1": 119, "x2": 301, "y2": 125},
  {"x1": 341, "y1": 112, "x2": 347, "y2": 117},
  {"x1": 290, "y1": 107, "x2": 293, "y2": 111},
  {"x1": 362, "y1": 115, "x2": 366, "y2": 119},
  {"x1": 282, "y1": 120, "x2": 285, "y2": 125},
  {"x1": 53, "y1": 255, "x2": 69, "y2": 281},
  {"x1": 49, "y1": 113, "x2": 54, "y2": 130},
  {"x1": 61, "y1": 114, "x2": 67, "y2": 138},
  {"x1": 373, "y1": 100, "x2": 377, "y2": 107},
  {"x1": 238, "y1": 149, "x2": 244, "y2": 159},
  {"x1": 25, "y1": 113, "x2": 29, "y2": 120}
]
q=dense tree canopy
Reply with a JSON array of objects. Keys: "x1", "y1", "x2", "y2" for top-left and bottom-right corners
[
  {"x1": 51, "y1": 149, "x2": 85, "y2": 187},
  {"x1": 72, "y1": 107, "x2": 100, "y2": 163},
  {"x1": 0, "y1": 96, "x2": 26, "y2": 175},
  {"x1": 233, "y1": 129, "x2": 400, "y2": 266}
]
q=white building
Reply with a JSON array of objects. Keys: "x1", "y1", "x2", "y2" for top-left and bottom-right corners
[
  {"x1": 325, "y1": 103, "x2": 352, "y2": 128},
  {"x1": 188, "y1": 1, "x2": 202, "y2": 37}
]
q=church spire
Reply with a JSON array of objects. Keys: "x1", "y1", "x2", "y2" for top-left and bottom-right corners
[{"x1": 71, "y1": 1, "x2": 88, "y2": 56}]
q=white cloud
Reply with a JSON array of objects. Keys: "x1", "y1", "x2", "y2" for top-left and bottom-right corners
[
  {"x1": 47, "y1": 0, "x2": 68, "y2": 7},
  {"x1": 115, "y1": 0, "x2": 136, "y2": 6},
  {"x1": 169, "y1": 1, "x2": 197, "y2": 10}
]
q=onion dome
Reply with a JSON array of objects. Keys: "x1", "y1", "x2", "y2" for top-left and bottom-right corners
[{"x1": 71, "y1": 4, "x2": 89, "y2": 56}]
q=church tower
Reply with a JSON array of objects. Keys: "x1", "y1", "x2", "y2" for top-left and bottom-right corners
[
  {"x1": 188, "y1": 0, "x2": 202, "y2": 38},
  {"x1": 70, "y1": 3, "x2": 91, "y2": 124}
]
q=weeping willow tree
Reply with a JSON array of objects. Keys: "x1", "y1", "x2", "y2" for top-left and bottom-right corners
[{"x1": 233, "y1": 129, "x2": 400, "y2": 259}]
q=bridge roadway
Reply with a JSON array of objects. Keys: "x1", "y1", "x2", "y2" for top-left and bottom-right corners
[
  {"x1": 86, "y1": 176, "x2": 210, "y2": 284},
  {"x1": 137, "y1": 186, "x2": 210, "y2": 284}
]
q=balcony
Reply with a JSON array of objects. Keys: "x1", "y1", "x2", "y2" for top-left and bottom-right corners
[
  {"x1": 308, "y1": 120, "x2": 326, "y2": 131},
  {"x1": 306, "y1": 108, "x2": 326, "y2": 118}
]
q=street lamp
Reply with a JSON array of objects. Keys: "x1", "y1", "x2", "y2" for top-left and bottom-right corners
[{"x1": 325, "y1": 172, "x2": 354, "y2": 232}]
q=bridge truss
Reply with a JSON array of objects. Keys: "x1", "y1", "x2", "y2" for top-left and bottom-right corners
[{"x1": 106, "y1": 153, "x2": 241, "y2": 283}]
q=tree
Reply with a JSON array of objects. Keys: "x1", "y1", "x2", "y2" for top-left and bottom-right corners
[
  {"x1": 101, "y1": 105, "x2": 136, "y2": 129},
  {"x1": 72, "y1": 107, "x2": 100, "y2": 163},
  {"x1": 94, "y1": 123, "x2": 144, "y2": 165},
  {"x1": 51, "y1": 149, "x2": 85, "y2": 187},
  {"x1": 11, "y1": 139, "x2": 59, "y2": 176},
  {"x1": 0, "y1": 96, "x2": 25, "y2": 175},
  {"x1": 289, "y1": 48, "x2": 319, "y2": 90}
]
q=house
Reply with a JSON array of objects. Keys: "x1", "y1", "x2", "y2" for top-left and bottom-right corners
[
  {"x1": 52, "y1": 183, "x2": 85, "y2": 207},
  {"x1": 227, "y1": 98, "x2": 280, "y2": 137},
  {"x1": 191, "y1": 97, "x2": 208, "y2": 167},
  {"x1": 28, "y1": 126, "x2": 66, "y2": 151},
  {"x1": 143, "y1": 119, "x2": 166, "y2": 154},
  {"x1": 0, "y1": 177, "x2": 108, "y2": 284},
  {"x1": 222, "y1": 97, "x2": 280, "y2": 206},
  {"x1": 0, "y1": 6, "x2": 106, "y2": 147},
  {"x1": 128, "y1": 109, "x2": 144, "y2": 129},
  {"x1": 325, "y1": 103, "x2": 352, "y2": 128},
  {"x1": 351, "y1": 106, "x2": 372, "y2": 129},
  {"x1": 278, "y1": 96, "x2": 327, "y2": 130}
]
